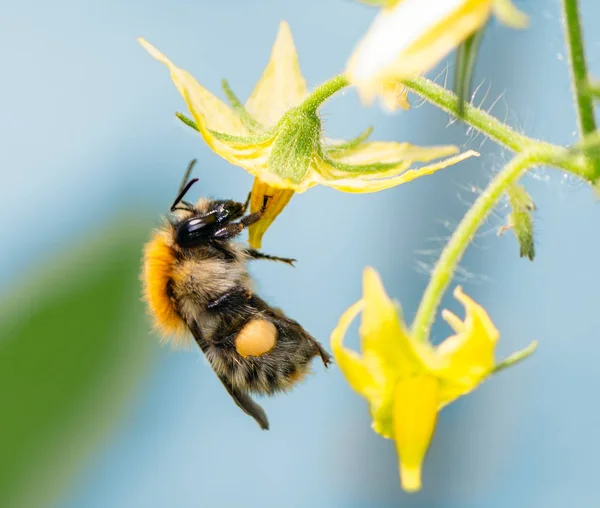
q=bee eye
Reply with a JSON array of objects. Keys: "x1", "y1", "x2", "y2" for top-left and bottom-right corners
[{"x1": 176, "y1": 215, "x2": 218, "y2": 247}]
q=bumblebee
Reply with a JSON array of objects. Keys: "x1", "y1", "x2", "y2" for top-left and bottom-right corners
[{"x1": 142, "y1": 160, "x2": 331, "y2": 430}]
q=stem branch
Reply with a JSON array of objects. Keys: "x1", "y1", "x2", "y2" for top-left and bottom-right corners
[{"x1": 411, "y1": 147, "x2": 582, "y2": 342}]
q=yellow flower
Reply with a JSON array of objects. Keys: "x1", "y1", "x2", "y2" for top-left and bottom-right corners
[
  {"x1": 331, "y1": 267, "x2": 536, "y2": 492},
  {"x1": 347, "y1": 0, "x2": 528, "y2": 109},
  {"x1": 139, "y1": 22, "x2": 477, "y2": 248}
]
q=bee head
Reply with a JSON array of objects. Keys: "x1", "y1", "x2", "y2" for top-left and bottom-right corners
[{"x1": 169, "y1": 160, "x2": 247, "y2": 248}]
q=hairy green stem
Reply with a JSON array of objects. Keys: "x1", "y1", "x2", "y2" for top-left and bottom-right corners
[
  {"x1": 403, "y1": 76, "x2": 595, "y2": 178},
  {"x1": 302, "y1": 75, "x2": 350, "y2": 113},
  {"x1": 561, "y1": 0, "x2": 597, "y2": 137},
  {"x1": 402, "y1": 76, "x2": 536, "y2": 152},
  {"x1": 411, "y1": 147, "x2": 586, "y2": 342}
]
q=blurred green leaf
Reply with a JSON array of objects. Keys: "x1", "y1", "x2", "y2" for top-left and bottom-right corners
[
  {"x1": 454, "y1": 24, "x2": 487, "y2": 116},
  {"x1": 0, "y1": 218, "x2": 157, "y2": 508}
]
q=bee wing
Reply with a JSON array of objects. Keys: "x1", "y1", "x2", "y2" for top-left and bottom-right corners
[{"x1": 217, "y1": 373, "x2": 270, "y2": 431}]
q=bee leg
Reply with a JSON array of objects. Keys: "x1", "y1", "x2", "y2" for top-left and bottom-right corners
[
  {"x1": 213, "y1": 211, "x2": 263, "y2": 240},
  {"x1": 189, "y1": 321, "x2": 269, "y2": 430},
  {"x1": 218, "y1": 374, "x2": 270, "y2": 430},
  {"x1": 240, "y1": 191, "x2": 251, "y2": 215},
  {"x1": 244, "y1": 248, "x2": 296, "y2": 267},
  {"x1": 213, "y1": 196, "x2": 271, "y2": 240},
  {"x1": 313, "y1": 340, "x2": 333, "y2": 367},
  {"x1": 206, "y1": 286, "x2": 252, "y2": 310}
]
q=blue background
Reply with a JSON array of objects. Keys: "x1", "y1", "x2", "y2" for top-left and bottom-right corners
[{"x1": 1, "y1": 0, "x2": 599, "y2": 506}]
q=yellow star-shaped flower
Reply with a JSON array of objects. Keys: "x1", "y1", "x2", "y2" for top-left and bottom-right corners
[
  {"x1": 139, "y1": 22, "x2": 477, "y2": 248},
  {"x1": 331, "y1": 267, "x2": 537, "y2": 492},
  {"x1": 347, "y1": 0, "x2": 528, "y2": 109}
]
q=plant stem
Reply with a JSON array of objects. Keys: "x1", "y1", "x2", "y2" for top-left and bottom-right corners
[
  {"x1": 302, "y1": 75, "x2": 350, "y2": 113},
  {"x1": 403, "y1": 75, "x2": 595, "y2": 179},
  {"x1": 411, "y1": 147, "x2": 581, "y2": 342},
  {"x1": 561, "y1": 0, "x2": 597, "y2": 137},
  {"x1": 402, "y1": 76, "x2": 535, "y2": 152}
]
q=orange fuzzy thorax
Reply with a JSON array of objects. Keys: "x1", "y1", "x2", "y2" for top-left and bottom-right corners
[{"x1": 142, "y1": 232, "x2": 188, "y2": 343}]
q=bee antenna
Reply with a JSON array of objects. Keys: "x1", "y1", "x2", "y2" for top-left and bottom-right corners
[
  {"x1": 171, "y1": 178, "x2": 199, "y2": 211},
  {"x1": 178, "y1": 159, "x2": 198, "y2": 195},
  {"x1": 170, "y1": 160, "x2": 199, "y2": 212}
]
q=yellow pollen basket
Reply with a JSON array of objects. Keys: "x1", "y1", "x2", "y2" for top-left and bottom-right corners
[{"x1": 235, "y1": 319, "x2": 278, "y2": 358}]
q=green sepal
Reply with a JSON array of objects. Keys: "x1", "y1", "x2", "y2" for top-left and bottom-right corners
[
  {"x1": 221, "y1": 79, "x2": 265, "y2": 132},
  {"x1": 267, "y1": 107, "x2": 320, "y2": 184},
  {"x1": 325, "y1": 156, "x2": 408, "y2": 175},
  {"x1": 175, "y1": 112, "x2": 273, "y2": 144},
  {"x1": 326, "y1": 126, "x2": 374, "y2": 154},
  {"x1": 492, "y1": 341, "x2": 538, "y2": 374},
  {"x1": 176, "y1": 111, "x2": 198, "y2": 131}
]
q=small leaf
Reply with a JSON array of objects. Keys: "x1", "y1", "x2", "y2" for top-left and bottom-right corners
[
  {"x1": 453, "y1": 24, "x2": 487, "y2": 116},
  {"x1": 503, "y1": 183, "x2": 536, "y2": 261},
  {"x1": 0, "y1": 220, "x2": 156, "y2": 508}
]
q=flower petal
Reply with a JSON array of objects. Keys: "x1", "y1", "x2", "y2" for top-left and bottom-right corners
[
  {"x1": 393, "y1": 375, "x2": 439, "y2": 492},
  {"x1": 360, "y1": 267, "x2": 423, "y2": 383},
  {"x1": 347, "y1": 0, "x2": 493, "y2": 104},
  {"x1": 330, "y1": 299, "x2": 377, "y2": 399},
  {"x1": 436, "y1": 286, "x2": 499, "y2": 404},
  {"x1": 245, "y1": 21, "x2": 308, "y2": 127},
  {"x1": 441, "y1": 309, "x2": 465, "y2": 334},
  {"x1": 320, "y1": 150, "x2": 478, "y2": 193},
  {"x1": 330, "y1": 289, "x2": 402, "y2": 440},
  {"x1": 379, "y1": 81, "x2": 411, "y2": 111},
  {"x1": 139, "y1": 38, "x2": 281, "y2": 178},
  {"x1": 248, "y1": 179, "x2": 295, "y2": 248},
  {"x1": 328, "y1": 141, "x2": 459, "y2": 165},
  {"x1": 138, "y1": 38, "x2": 247, "y2": 135}
]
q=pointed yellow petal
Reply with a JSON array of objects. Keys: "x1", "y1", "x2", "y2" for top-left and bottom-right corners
[
  {"x1": 361, "y1": 267, "x2": 423, "y2": 382},
  {"x1": 245, "y1": 21, "x2": 308, "y2": 127},
  {"x1": 321, "y1": 150, "x2": 478, "y2": 193},
  {"x1": 347, "y1": 0, "x2": 493, "y2": 104},
  {"x1": 139, "y1": 38, "x2": 282, "y2": 179},
  {"x1": 138, "y1": 38, "x2": 247, "y2": 135},
  {"x1": 330, "y1": 299, "x2": 378, "y2": 399},
  {"x1": 441, "y1": 309, "x2": 465, "y2": 334},
  {"x1": 248, "y1": 179, "x2": 295, "y2": 249},
  {"x1": 436, "y1": 286, "x2": 499, "y2": 404},
  {"x1": 393, "y1": 375, "x2": 439, "y2": 492},
  {"x1": 331, "y1": 292, "x2": 401, "y2": 440}
]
